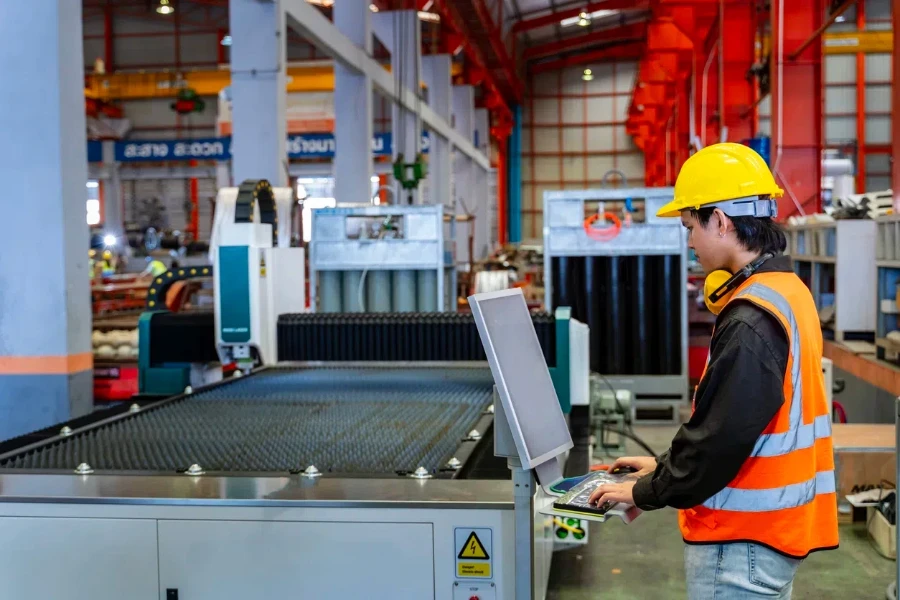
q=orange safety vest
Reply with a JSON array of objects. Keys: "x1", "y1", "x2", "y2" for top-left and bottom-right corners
[{"x1": 679, "y1": 271, "x2": 839, "y2": 558}]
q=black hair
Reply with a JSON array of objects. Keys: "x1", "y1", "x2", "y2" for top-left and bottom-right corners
[{"x1": 691, "y1": 207, "x2": 787, "y2": 255}]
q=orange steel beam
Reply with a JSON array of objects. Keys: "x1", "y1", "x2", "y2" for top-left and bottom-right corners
[
  {"x1": 84, "y1": 62, "x2": 464, "y2": 101},
  {"x1": 856, "y1": 0, "x2": 866, "y2": 193},
  {"x1": 788, "y1": 0, "x2": 858, "y2": 61},
  {"x1": 893, "y1": 0, "x2": 900, "y2": 210}
]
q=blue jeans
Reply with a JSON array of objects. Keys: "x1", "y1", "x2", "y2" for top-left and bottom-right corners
[{"x1": 684, "y1": 543, "x2": 803, "y2": 599}]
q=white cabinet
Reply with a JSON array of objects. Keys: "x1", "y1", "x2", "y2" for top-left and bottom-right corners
[
  {"x1": 157, "y1": 520, "x2": 436, "y2": 600},
  {"x1": 0, "y1": 517, "x2": 159, "y2": 600}
]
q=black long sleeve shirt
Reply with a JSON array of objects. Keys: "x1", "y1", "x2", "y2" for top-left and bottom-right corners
[{"x1": 632, "y1": 256, "x2": 792, "y2": 511}]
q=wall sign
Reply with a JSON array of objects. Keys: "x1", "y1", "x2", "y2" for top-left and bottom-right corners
[{"x1": 103, "y1": 132, "x2": 432, "y2": 164}]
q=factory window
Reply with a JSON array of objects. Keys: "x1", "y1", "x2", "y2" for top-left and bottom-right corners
[{"x1": 86, "y1": 180, "x2": 101, "y2": 225}]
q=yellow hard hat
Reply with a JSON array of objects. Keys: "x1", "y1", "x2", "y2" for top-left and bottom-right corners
[
  {"x1": 704, "y1": 270, "x2": 734, "y2": 315},
  {"x1": 656, "y1": 142, "x2": 784, "y2": 218},
  {"x1": 102, "y1": 250, "x2": 113, "y2": 260},
  {"x1": 88, "y1": 249, "x2": 97, "y2": 259}
]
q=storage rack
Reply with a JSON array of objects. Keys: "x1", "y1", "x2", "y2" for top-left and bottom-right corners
[
  {"x1": 787, "y1": 220, "x2": 876, "y2": 342},
  {"x1": 543, "y1": 188, "x2": 688, "y2": 423},
  {"x1": 874, "y1": 215, "x2": 900, "y2": 361}
]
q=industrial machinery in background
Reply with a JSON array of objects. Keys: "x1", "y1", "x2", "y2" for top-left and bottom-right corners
[
  {"x1": 211, "y1": 180, "x2": 305, "y2": 371},
  {"x1": 544, "y1": 188, "x2": 689, "y2": 424},
  {"x1": 309, "y1": 204, "x2": 449, "y2": 313}
]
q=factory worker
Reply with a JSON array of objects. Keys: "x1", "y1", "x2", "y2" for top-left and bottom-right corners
[
  {"x1": 143, "y1": 257, "x2": 168, "y2": 278},
  {"x1": 589, "y1": 143, "x2": 838, "y2": 599}
]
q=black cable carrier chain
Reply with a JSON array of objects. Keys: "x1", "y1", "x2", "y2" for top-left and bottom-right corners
[{"x1": 234, "y1": 179, "x2": 278, "y2": 245}]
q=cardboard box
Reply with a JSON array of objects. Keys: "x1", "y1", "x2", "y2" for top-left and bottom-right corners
[
  {"x1": 836, "y1": 451, "x2": 896, "y2": 500},
  {"x1": 867, "y1": 506, "x2": 896, "y2": 560}
]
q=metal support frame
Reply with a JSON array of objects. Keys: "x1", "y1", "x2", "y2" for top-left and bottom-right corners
[
  {"x1": 308, "y1": 204, "x2": 446, "y2": 312},
  {"x1": 282, "y1": 0, "x2": 489, "y2": 170},
  {"x1": 543, "y1": 189, "x2": 690, "y2": 412}
]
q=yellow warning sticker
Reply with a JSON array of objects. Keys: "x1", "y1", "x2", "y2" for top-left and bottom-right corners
[
  {"x1": 455, "y1": 527, "x2": 493, "y2": 580},
  {"x1": 458, "y1": 531, "x2": 490, "y2": 560},
  {"x1": 458, "y1": 563, "x2": 491, "y2": 578}
]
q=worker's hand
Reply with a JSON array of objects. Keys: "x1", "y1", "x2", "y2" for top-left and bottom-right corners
[
  {"x1": 589, "y1": 481, "x2": 636, "y2": 507},
  {"x1": 609, "y1": 456, "x2": 657, "y2": 477}
]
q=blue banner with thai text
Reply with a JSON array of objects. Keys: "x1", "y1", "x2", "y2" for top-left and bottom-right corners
[
  {"x1": 87, "y1": 140, "x2": 103, "y2": 163},
  {"x1": 109, "y1": 132, "x2": 431, "y2": 163}
]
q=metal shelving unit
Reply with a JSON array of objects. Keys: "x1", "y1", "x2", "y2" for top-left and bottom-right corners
[
  {"x1": 875, "y1": 216, "x2": 900, "y2": 361},
  {"x1": 787, "y1": 220, "x2": 876, "y2": 342}
]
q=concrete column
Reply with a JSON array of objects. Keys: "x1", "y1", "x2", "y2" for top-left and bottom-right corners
[
  {"x1": 474, "y1": 108, "x2": 491, "y2": 259},
  {"x1": 0, "y1": 0, "x2": 92, "y2": 439},
  {"x1": 229, "y1": 0, "x2": 287, "y2": 186},
  {"x1": 373, "y1": 10, "x2": 422, "y2": 204},
  {"x1": 423, "y1": 55, "x2": 452, "y2": 208},
  {"x1": 452, "y1": 85, "x2": 475, "y2": 265},
  {"x1": 334, "y1": 0, "x2": 373, "y2": 204},
  {"x1": 101, "y1": 141, "x2": 124, "y2": 239},
  {"x1": 215, "y1": 162, "x2": 232, "y2": 189}
]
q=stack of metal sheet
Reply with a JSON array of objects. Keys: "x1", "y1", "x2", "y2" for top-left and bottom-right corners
[
  {"x1": 0, "y1": 367, "x2": 494, "y2": 476},
  {"x1": 277, "y1": 312, "x2": 556, "y2": 364}
]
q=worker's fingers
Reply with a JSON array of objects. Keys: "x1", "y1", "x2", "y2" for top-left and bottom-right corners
[
  {"x1": 610, "y1": 457, "x2": 637, "y2": 471},
  {"x1": 589, "y1": 484, "x2": 620, "y2": 506}
]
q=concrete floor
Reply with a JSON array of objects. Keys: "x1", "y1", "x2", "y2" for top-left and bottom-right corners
[{"x1": 546, "y1": 425, "x2": 897, "y2": 600}]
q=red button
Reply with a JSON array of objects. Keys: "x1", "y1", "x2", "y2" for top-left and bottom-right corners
[{"x1": 469, "y1": 596, "x2": 480, "y2": 600}]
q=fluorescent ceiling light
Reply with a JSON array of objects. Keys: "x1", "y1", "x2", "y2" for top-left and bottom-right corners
[
  {"x1": 561, "y1": 9, "x2": 618, "y2": 27},
  {"x1": 156, "y1": 0, "x2": 174, "y2": 15},
  {"x1": 834, "y1": 15, "x2": 845, "y2": 22},
  {"x1": 221, "y1": 35, "x2": 232, "y2": 46}
]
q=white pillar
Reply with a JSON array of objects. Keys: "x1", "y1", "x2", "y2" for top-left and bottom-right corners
[
  {"x1": 373, "y1": 10, "x2": 422, "y2": 204},
  {"x1": 423, "y1": 55, "x2": 452, "y2": 208},
  {"x1": 474, "y1": 108, "x2": 491, "y2": 259},
  {"x1": 215, "y1": 162, "x2": 232, "y2": 189},
  {"x1": 334, "y1": 0, "x2": 373, "y2": 204},
  {"x1": 0, "y1": 0, "x2": 92, "y2": 438},
  {"x1": 452, "y1": 85, "x2": 475, "y2": 265},
  {"x1": 229, "y1": 0, "x2": 287, "y2": 186},
  {"x1": 101, "y1": 141, "x2": 124, "y2": 238}
]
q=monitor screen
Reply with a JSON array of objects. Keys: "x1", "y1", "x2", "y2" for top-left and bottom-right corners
[{"x1": 469, "y1": 289, "x2": 573, "y2": 469}]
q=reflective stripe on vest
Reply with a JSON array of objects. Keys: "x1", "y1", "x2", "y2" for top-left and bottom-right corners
[
  {"x1": 702, "y1": 470, "x2": 836, "y2": 512},
  {"x1": 701, "y1": 281, "x2": 835, "y2": 513}
]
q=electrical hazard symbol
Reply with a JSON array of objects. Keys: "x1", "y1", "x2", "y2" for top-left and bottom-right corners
[
  {"x1": 458, "y1": 532, "x2": 489, "y2": 559},
  {"x1": 455, "y1": 527, "x2": 493, "y2": 580}
]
